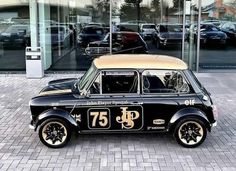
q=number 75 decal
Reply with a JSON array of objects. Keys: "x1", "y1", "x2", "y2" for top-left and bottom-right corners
[{"x1": 87, "y1": 108, "x2": 111, "y2": 129}]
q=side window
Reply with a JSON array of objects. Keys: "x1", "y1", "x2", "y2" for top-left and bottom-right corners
[
  {"x1": 102, "y1": 71, "x2": 138, "y2": 94},
  {"x1": 142, "y1": 70, "x2": 190, "y2": 94}
]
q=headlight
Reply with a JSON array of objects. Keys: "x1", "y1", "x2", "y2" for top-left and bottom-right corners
[{"x1": 200, "y1": 33, "x2": 207, "y2": 36}]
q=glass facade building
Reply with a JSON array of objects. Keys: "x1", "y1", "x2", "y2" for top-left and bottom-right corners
[{"x1": 0, "y1": 0, "x2": 236, "y2": 72}]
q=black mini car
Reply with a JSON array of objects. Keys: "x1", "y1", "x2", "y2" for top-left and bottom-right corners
[{"x1": 29, "y1": 55, "x2": 217, "y2": 148}]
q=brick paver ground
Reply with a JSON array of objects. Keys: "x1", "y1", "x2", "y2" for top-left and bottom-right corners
[{"x1": 0, "y1": 73, "x2": 236, "y2": 171}]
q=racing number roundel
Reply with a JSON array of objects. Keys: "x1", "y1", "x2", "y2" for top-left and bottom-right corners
[{"x1": 88, "y1": 108, "x2": 110, "y2": 129}]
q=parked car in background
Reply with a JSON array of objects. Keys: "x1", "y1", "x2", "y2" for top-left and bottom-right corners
[
  {"x1": 118, "y1": 23, "x2": 139, "y2": 32},
  {"x1": 139, "y1": 23, "x2": 156, "y2": 40},
  {"x1": 87, "y1": 22, "x2": 106, "y2": 27},
  {"x1": 219, "y1": 22, "x2": 236, "y2": 46},
  {"x1": 202, "y1": 20, "x2": 221, "y2": 27},
  {"x1": 152, "y1": 23, "x2": 185, "y2": 49},
  {"x1": 197, "y1": 24, "x2": 227, "y2": 48},
  {"x1": 0, "y1": 24, "x2": 30, "y2": 48},
  {"x1": 49, "y1": 26, "x2": 71, "y2": 49},
  {"x1": 78, "y1": 26, "x2": 105, "y2": 47},
  {"x1": 29, "y1": 54, "x2": 217, "y2": 148},
  {"x1": 85, "y1": 32, "x2": 148, "y2": 56}
]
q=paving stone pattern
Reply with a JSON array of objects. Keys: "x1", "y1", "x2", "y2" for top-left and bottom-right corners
[{"x1": 0, "y1": 73, "x2": 236, "y2": 171}]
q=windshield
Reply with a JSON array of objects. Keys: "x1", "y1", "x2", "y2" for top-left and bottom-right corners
[
  {"x1": 82, "y1": 27, "x2": 104, "y2": 34},
  {"x1": 78, "y1": 64, "x2": 97, "y2": 91},
  {"x1": 143, "y1": 25, "x2": 155, "y2": 29},
  {"x1": 5, "y1": 25, "x2": 28, "y2": 33},
  {"x1": 160, "y1": 25, "x2": 182, "y2": 32}
]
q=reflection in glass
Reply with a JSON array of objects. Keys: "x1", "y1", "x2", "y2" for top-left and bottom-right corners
[
  {"x1": 199, "y1": 0, "x2": 236, "y2": 69},
  {"x1": 0, "y1": 1, "x2": 30, "y2": 70}
]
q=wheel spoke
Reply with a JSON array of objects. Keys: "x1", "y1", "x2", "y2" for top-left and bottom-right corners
[
  {"x1": 191, "y1": 135, "x2": 197, "y2": 142},
  {"x1": 194, "y1": 131, "x2": 201, "y2": 137},
  {"x1": 45, "y1": 135, "x2": 53, "y2": 141}
]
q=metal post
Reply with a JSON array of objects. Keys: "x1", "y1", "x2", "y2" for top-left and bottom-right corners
[
  {"x1": 196, "y1": 0, "x2": 202, "y2": 72},
  {"x1": 160, "y1": 0, "x2": 163, "y2": 23},
  {"x1": 26, "y1": 0, "x2": 44, "y2": 78},
  {"x1": 182, "y1": 0, "x2": 186, "y2": 61},
  {"x1": 29, "y1": 0, "x2": 38, "y2": 49},
  {"x1": 109, "y1": 0, "x2": 113, "y2": 54}
]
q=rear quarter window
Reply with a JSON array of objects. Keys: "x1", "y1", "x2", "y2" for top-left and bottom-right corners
[{"x1": 142, "y1": 70, "x2": 190, "y2": 94}]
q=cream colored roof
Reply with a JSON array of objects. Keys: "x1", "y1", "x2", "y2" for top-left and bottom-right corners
[{"x1": 93, "y1": 54, "x2": 188, "y2": 70}]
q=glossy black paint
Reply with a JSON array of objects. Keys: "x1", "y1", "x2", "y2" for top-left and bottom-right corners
[
  {"x1": 195, "y1": 24, "x2": 227, "y2": 47},
  {"x1": 35, "y1": 109, "x2": 78, "y2": 131},
  {"x1": 29, "y1": 69, "x2": 216, "y2": 134}
]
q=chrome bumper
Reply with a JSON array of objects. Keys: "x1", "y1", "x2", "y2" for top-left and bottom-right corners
[
  {"x1": 212, "y1": 121, "x2": 217, "y2": 127},
  {"x1": 29, "y1": 120, "x2": 36, "y2": 130},
  {"x1": 29, "y1": 124, "x2": 35, "y2": 130}
]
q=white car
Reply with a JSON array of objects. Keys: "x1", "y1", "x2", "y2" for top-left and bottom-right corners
[{"x1": 140, "y1": 23, "x2": 156, "y2": 40}]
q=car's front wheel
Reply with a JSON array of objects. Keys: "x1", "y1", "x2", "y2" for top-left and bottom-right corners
[
  {"x1": 39, "y1": 118, "x2": 71, "y2": 148},
  {"x1": 174, "y1": 118, "x2": 207, "y2": 148}
]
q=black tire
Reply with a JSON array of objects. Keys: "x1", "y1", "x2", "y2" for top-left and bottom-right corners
[
  {"x1": 174, "y1": 117, "x2": 207, "y2": 148},
  {"x1": 39, "y1": 118, "x2": 71, "y2": 148}
]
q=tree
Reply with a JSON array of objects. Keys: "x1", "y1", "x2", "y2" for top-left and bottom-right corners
[
  {"x1": 120, "y1": 4, "x2": 152, "y2": 22},
  {"x1": 95, "y1": 0, "x2": 110, "y2": 23},
  {"x1": 172, "y1": 0, "x2": 184, "y2": 10},
  {"x1": 125, "y1": 0, "x2": 143, "y2": 23},
  {"x1": 151, "y1": 0, "x2": 160, "y2": 11}
]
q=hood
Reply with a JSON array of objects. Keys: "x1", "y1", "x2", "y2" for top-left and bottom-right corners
[
  {"x1": 39, "y1": 78, "x2": 77, "y2": 96},
  {"x1": 142, "y1": 28, "x2": 156, "y2": 33},
  {"x1": 202, "y1": 31, "x2": 226, "y2": 37},
  {"x1": 88, "y1": 40, "x2": 109, "y2": 47}
]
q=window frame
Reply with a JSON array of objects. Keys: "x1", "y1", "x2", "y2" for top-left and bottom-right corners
[{"x1": 141, "y1": 69, "x2": 192, "y2": 95}]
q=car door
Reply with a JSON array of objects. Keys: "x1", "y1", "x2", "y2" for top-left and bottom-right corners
[
  {"x1": 140, "y1": 69, "x2": 196, "y2": 131},
  {"x1": 74, "y1": 70, "x2": 144, "y2": 133}
]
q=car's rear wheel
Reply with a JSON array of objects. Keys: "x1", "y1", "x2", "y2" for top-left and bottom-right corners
[
  {"x1": 39, "y1": 118, "x2": 71, "y2": 148},
  {"x1": 174, "y1": 118, "x2": 207, "y2": 148}
]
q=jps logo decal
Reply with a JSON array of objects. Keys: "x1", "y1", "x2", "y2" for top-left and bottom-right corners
[
  {"x1": 153, "y1": 119, "x2": 165, "y2": 125},
  {"x1": 116, "y1": 107, "x2": 140, "y2": 129}
]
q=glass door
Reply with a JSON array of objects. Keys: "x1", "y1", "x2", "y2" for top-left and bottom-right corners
[
  {"x1": 199, "y1": 0, "x2": 236, "y2": 70},
  {"x1": 182, "y1": 0, "x2": 201, "y2": 71}
]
